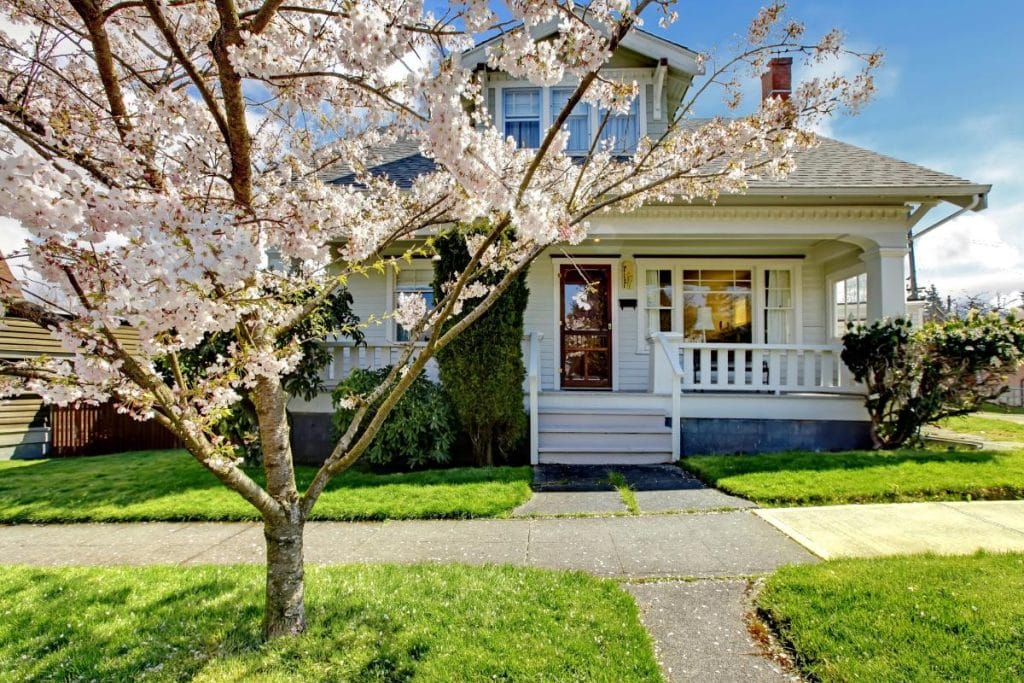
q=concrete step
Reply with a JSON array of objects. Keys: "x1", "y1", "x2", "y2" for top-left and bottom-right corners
[
  {"x1": 538, "y1": 410, "x2": 667, "y2": 430},
  {"x1": 537, "y1": 451, "x2": 673, "y2": 465},
  {"x1": 539, "y1": 431, "x2": 672, "y2": 450}
]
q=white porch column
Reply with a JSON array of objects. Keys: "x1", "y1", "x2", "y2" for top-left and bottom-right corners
[{"x1": 861, "y1": 246, "x2": 908, "y2": 321}]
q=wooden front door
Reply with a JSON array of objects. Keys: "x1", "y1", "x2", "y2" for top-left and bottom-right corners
[{"x1": 560, "y1": 265, "x2": 612, "y2": 389}]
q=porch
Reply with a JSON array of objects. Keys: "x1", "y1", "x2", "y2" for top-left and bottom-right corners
[{"x1": 318, "y1": 332, "x2": 868, "y2": 465}]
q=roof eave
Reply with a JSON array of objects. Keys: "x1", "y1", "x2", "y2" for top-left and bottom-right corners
[
  {"x1": 741, "y1": 184, "x2": 991, "y2": 209},
  {"x1": 461, "y1": 21, "x2": 704, "y2": 77}
]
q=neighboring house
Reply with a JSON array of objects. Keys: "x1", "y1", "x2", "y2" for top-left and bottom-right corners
[
  {"x1": 0, "y1": 258, "x2": 179, "y2": 459},
  {"x1": 288, "y1": 28, "x2": 990, "y2": 464}
]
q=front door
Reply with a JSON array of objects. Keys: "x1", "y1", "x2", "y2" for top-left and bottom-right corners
[{"x1": 560, "y1": 265, "x2": 612, "y2": 389}]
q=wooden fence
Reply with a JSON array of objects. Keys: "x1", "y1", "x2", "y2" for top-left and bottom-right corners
[{"x1": 51, "y1": 402, "x2": 180, "y2": 457}]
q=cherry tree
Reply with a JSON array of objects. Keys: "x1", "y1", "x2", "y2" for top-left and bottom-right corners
[{"x1": 0, "y1": 0, "x2": 878, "y2": 638}]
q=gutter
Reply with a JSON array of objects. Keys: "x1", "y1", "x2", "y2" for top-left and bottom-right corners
[{"x1": 906, "y1": 193, "x2": 984, "y2": 300}]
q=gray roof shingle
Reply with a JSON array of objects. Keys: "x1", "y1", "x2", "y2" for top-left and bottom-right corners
[{"x1": 326, "y1": 135, "x2": 989, "y2": 204}]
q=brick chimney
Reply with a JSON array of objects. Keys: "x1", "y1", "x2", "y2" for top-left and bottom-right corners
[
  {"x1": 0, "y1": 252, "x2": 23, "y2": 300},
  {"x1": 760, "y1": 57, "x2": 792, "y2": 101}
]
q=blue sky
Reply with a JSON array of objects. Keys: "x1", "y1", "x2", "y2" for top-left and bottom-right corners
[{"x1": 660, "y1": 0, "x2": 1024, "y2": 302}]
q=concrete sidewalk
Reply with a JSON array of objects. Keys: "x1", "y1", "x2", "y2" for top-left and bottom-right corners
[
  {"x1": 0, "y1": 512, "x2": 814, "y2": 578},
  {"x1": 756, "y1": 500, "x2": 1024, "y2": 559}
]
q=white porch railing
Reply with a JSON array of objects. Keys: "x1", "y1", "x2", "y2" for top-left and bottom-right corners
[
  {"x1": 525, "y1": 331, "x2": 542, "y2": 465},
  {"x1": 650, "y1": 333, "x2": 860, "y2": 395},
  {"x1": 322, "y1": 338, "x2": 434, "y2": 387}
]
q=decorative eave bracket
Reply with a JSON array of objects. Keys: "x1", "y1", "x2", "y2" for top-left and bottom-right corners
[{"x1": 653, "y1": 58, "x2": 668, "y2": 121}]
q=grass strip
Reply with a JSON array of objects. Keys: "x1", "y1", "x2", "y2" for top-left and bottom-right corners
[
  {"x1": 681, "y1": 447, "x2": 1024, "y2": 506},
  {"x1": 608, "y1": 471, "x2": 641, "y2": 514},
  {"x1": 0, "y1": 563, "x2": 662, "y2": 681},
  {"x1": 0, "y1": 449, "x2": 533, "y2": 522},
  {"x1": 758, "y1": 553, "x2": 1024, "y2": 681}
]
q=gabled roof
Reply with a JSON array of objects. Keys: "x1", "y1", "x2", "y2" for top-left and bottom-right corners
[
  {"x1": 325, "y1": 135, "x2": 990, "y2": 208},
  {"x1": 460, "y1": 20, "x2": 704, "y2": 77}
]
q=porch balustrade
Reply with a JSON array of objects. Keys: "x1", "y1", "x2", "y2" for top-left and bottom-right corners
[
  {"x1": 321, "y1": 338, "x2": 433, "y2": 387},
  {"x1": 649, "y1": 333, "x2": 861, "y2": 396}
]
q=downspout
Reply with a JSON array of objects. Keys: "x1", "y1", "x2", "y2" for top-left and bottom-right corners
[{"x1": 906, "y1": 194, "x2": 983, "y2": 300}]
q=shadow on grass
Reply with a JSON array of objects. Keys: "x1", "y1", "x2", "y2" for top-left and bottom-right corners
[
  {"x1": 0, "y1": 450, "x2": 533, "y2": 522},
  {"x1": 0, "y1": 565, "x2": 661, "y2": 682}
]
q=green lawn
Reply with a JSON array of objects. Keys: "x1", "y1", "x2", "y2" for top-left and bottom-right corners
[
  {"x1": 758, "y1": 553, "x2": 1024, "y2": 681},
  {"x1": 0, "y1": 563, "x2": 661, "y2": 681},
  {"x1": 980, "y1": 401, "x2": 1024, "y2": 415},
  {"x1": 681, "y1": 447, "x2": 1024, "y2": 506},
  {"x1": 939, "y1": 414, "x2": 1024, "y2": 442},
  {"x1": 0, "y1": 450, "x2": 532, "y2": 522}
]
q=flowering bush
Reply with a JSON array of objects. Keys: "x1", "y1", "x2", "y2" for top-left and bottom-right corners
[
  {"x1": 331, "y1": 367, "x2": 456, "y2": 470},
  {"x1": 842, "y1": 314, "x2": 1024, "y2": 448}
]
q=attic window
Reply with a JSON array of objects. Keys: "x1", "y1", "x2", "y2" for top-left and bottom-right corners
[{"x1": 503, "y1": 88, "x2": 541, "y2": 148}]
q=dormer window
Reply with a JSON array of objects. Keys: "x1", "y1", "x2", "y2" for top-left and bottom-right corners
[
  {"x1": 498, "y1": 83, "x2": 643, "y2": 154},
  {"x1": 503, "y1": 88, "x2": 541, "y2": 148},
  {"x1": 550, "y1": 88, "x2": 592, "y2": 153},
  {"x1": 600, "y1": 98, "x2": 639, "y2": 154}
]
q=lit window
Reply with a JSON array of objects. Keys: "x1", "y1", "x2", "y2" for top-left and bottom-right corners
[
  {"x1": 682, "y1": 270, "x2": 752, "y2": 343},
  {"x1": 599, "y1": 97, "x2": 639, "y2": 154},
  {"x1": 833, "y1": 273, "x2": 868, "y2": 337},
  {"x1": 503, "y1": 88, "x2": 541, "y2": 148},
  {"x1": 550, "y1": 87, "x2": 592, "y2": 153}
]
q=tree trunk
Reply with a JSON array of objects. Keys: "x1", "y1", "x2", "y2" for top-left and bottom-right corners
[
  {"x1": 263, "y1": 512, "x2": 307, "y2": 639},
  {"x1": 252, "y1": 374, "x2": 307, "y2": 640}
]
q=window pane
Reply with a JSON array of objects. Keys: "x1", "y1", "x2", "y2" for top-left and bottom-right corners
[
  {"x1": 503, "y1": 89, "x2": 539, "y2": 117},
  {"x1": 599, "y1": 98, "x2": 639, "y2": 153},
  {"x1": 505, "y1": 120, "x2": 540, "y2": 148}
]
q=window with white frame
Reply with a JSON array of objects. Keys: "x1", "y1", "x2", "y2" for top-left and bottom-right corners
[
  {"x1": 599, "y1": 97, "x2": 639, "y2": 154},
  {"x1": 833, "y1": 272, "x2": 868, "y2": 337},
  {"x1": 500, "y1": 83, "x2": 643, "y2": 153},
  {"x1": 394, "y1": 265, "x2": 435, "y2": 342},
  {"x1": 643, "y1": 269, "x2": 673, "y2": 334},
  {"x1": 503, "y1": 88, "x2": 541, "y2": 149},
  {"x1": 683, "y1": 269, "x2": 753, "y2": 343},
  {"x1": 638, "y1": 262, "x2": 799, "y2": 350},
  {"x1": 764, "y1": 269, "x2": 794, "y2": 343},
  {"x1": 550, "y1": 87, "x2": 592, "y2": 153}
]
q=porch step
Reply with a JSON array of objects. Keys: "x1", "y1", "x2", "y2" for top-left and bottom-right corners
[
  {"x1": 535, "y1": 406, "x2": 673, "y2": 464},
  {"x1": 539, "y1": 430, "x2": 672, "y2": 450},
  {"x1": 537, "y1": 451, "x2": 673, "y2": 465}
]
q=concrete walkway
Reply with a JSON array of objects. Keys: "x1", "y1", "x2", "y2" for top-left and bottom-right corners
[
  {"x1": 626, "y1": 580, "x2": 795, "y2": 683},
  {"x1": 513, "y1": 464, "x2": 756, "y2": 516},
  {"x1": 756, "y1": 500, "x2": 1024, "y2": 559},
  {"x1": 0, "y1": 512, "x2": 813, "y2": 577}
]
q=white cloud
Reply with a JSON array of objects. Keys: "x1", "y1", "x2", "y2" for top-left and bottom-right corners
[{"x1": 915, "y1": 206, "x2": 1024, "y2": 300}]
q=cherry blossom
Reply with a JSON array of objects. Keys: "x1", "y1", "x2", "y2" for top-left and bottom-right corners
[{"x1": 0, "y1": 0, "x2": 880, "y2": 638}]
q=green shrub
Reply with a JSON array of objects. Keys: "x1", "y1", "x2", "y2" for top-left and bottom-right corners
[
  {"x1": 842, "y1": 312, "x2": 1024, "y2": 448},
  {"x1": 331, "y1": 366, "x2": 457, "y2": 469},
  {"x1": 433, "y1": 232, "x2": 529, "y2": 466}
]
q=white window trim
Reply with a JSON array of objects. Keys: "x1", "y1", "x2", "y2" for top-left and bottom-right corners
[
  {"x1": 634, "y1": 258, "x2": 803, "y2": 353},
  {"x1": 495, "y1": 75, "x2": 650, "y2": 153},
  {"x1": 385, "y1": 262, "x2": 435, "y2": 346},
  {"x1": 550, "y1": 256, "x2": 621, "y2": 392},
  {"x1": 826, "y1": 265, "x2": 869, "y2": 342}
]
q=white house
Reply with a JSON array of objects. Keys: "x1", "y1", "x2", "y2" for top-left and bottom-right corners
[{"x1": 288, "y1": 29, "x2": 990, "y2": 465}]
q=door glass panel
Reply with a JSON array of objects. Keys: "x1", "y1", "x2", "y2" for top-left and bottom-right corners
[{"x1": 561, "y1": 266, "x2": 612, "y2": 388}]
